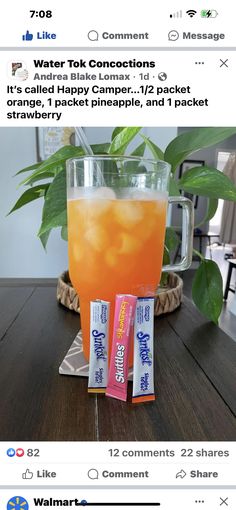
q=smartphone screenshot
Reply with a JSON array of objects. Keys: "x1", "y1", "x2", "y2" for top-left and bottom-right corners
[{"x1": 0, "y1": 1, "x2": 235, "y2": 509}]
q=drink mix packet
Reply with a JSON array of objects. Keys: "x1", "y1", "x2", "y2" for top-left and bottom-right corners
[
  {"x1": 132, "y1": 297, "x2": 155, "y2": 403},
  {"x1": 88, "y1": 300, "x2": 110, "y2": 394},
  {"x1": 106, "y1": 294, "x2": 137, "y2": 402}
]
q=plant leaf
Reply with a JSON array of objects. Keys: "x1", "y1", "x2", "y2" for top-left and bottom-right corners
[
  {"x1": 108, "y1": 127, "x2": 141, "y2": 154},
  {"x1": 111, "y1": 127, "x2": 125, "y2": 141},
  {"x1": 15, "y1": 162, "x2": 42, "y2": 175},
  {"x1": 196, "y1": 198, "x2": 218, "y2": 228},
  {"x1": 168, "y1": 174, "x2": 180, "y2": 196},
  {"x1": 160, "y1": 246, "x2": 170, "y2": 285},
  {"x1": 61, "y1": 226, "x2": 68, "y2": 241},
  {"x1": 160, "y1": 272, "x2": 168, "y2": 286},
  {"x1": 19, "y1": 165, "x2": 63, "y2": 188},
  {"x1": 193, "y1": 248, "x2": 204, "y2": 262},
  {"x1": 164, "y1": 127, "x2": 236, "y2": 172},
  {"x1": 130, "y1": 142, "x2": 146, "y2": 157},
  {"x1": 141, "y1": 134, "x2": 164, "y2": 160},
  {"x1": 39, "y1": 229, "x2": 51, "y2": 250},
  {"x1": 19, "y1": 145, "x2": 84, "y2": 186},
  {"x1": 19, "y1": 145, "x2": 110, "y2": 187},
  {"x1": 192, "y1": 259, "x2": 223, "y2": 324},
  {"x1": 38, "y1": 170, "x2": 67, "y2": 236},
  {"x1": 24, "y1": 172, "x2": 54, "y2": 186},
  {"x1": 163, "y1": 245, "x2": 170, "y2": 265},
  {"x1": 90, "y1": 143, "x2": 110, "y2": 154},
  {"x1": 179, "y1": 166, "x2": 236, "y2": 201},
  {"x1": 165, "y1": 227, "x2": 180, "y2": 252},
  {"x1": 8, "y1": 184, "x2": 50, "y2": 214}
]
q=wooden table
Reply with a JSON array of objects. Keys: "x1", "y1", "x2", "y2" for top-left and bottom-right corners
[{"x1": 0, "y1": 280, "x2": 236, "y2": 441}]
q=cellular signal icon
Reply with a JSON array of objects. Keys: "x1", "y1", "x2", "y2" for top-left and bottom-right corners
[
  {"x1": 186, "y1": 9, "x2": 197, "y2": 18},
  {"x1": 170, "y1": 10, "x2": 182, "y2": 18}
]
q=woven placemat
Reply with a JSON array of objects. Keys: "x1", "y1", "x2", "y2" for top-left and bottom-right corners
[{"x1": 57, "y1": 271, "x2": 183, "y2": 316}]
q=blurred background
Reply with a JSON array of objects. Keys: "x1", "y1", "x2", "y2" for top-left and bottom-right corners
[{"x1": 1, "y1": 126, "x2": 236, "y2": 278}]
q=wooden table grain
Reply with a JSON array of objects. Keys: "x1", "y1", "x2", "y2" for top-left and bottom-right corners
[{"x1": 0, "y1": 280, "x2": 235, "y2": 441}]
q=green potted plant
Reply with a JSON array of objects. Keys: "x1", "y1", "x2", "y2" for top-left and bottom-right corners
[{"x1": 9, "y1": 126, "x2": 236, "y2": 324}]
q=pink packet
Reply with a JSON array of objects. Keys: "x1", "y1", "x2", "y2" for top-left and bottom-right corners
[{"x1": 106, "y1": 294, "x2": 137, "y2": 402}]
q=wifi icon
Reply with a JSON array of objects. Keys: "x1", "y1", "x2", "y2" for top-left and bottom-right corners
[{"x1": 186, "y1": 9, "x2": 197, "y2": 18}]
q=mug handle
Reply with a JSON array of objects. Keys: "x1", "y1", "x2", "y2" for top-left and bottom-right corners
[{"x1": 162, "y1": 196, "x2": 194, "y2": 273}]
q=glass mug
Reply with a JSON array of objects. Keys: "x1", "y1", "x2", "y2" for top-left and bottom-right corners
[{"x1": 66, "y1": 156, "x2": 193, "y2": 362}]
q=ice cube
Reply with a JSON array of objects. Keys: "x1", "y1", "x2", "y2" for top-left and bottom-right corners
[
  {"x1": 93, "y1": 187, "x2": 116, "y2": 200},
  {"x1": 67, "y1": 186, "x2": 116, "y2": 201},
  {"x1": 142, "y1": 219, "x2": 156, "y2": 241},
  {"x1": 114, "y1": 201, "x2": 143, "y2": 228},
  {"x1": 118, "y1": 233, "x2": 142, "y2": 254},
  {"x1": 128, "y1": 189, "x2": 168, "y2": 201},
  {"x1": 85, "y1": 225, "x2": 109, "y2": 252},
  {"x1": 76, "y1": 197, "x2": 112, "y2": 221},
  {"x1": 67, "y1": 187, "x2": 96, "y2": 201},
  {"x1": 91, "y1": 199, "x2": 113, "y2": 216}
]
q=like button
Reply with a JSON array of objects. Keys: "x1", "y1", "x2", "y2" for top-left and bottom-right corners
[{"x1": 22, "y1": 469, "x2": 33, "y2": 479}]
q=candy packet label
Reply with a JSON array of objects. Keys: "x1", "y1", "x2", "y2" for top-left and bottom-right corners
[
  {"x1": 106, "y1": 294, "x2": 137, "y2": 402},
  {"x1": 88, "y1": 300, "x2": 110, "y2": 393},
  {"x1": 132, "y1": 297, "x2": 155, "y2": 403}
]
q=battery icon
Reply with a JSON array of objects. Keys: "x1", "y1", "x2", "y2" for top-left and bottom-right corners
[{"x1": 201, "y1": 9, "x2": 218, "y2": 18}]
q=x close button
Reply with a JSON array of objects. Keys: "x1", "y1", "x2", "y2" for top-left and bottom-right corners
[
  {"x1": 220, "y1": 497, "x2": 229, "y2": 506},
  {"x1": 220, "y1": 59, "x2": 229, "y2": 68}
]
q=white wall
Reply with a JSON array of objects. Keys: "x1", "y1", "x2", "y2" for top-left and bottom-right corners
[
  {"x1": 0, "y1": 127, "x2": 177, "y2": 278},
  {"x1": 0, "y1": 127, "x2": 68, "y2": 277}
]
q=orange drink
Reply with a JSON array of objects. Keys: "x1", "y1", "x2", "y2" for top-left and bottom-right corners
[
  {"x1": 66, "y1": 156, "x2": 193, "y2": 362},
  {"x1": 68, "y1": 188, "x2": 167, "y2": 361}
]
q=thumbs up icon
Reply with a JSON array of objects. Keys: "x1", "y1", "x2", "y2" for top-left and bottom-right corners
[
  {"x1": 22, "y1": 468, "x2": 33, "y2": 479},
  {"x1": 22, "y1": 31, "x2": 33, "y2": 41}
]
